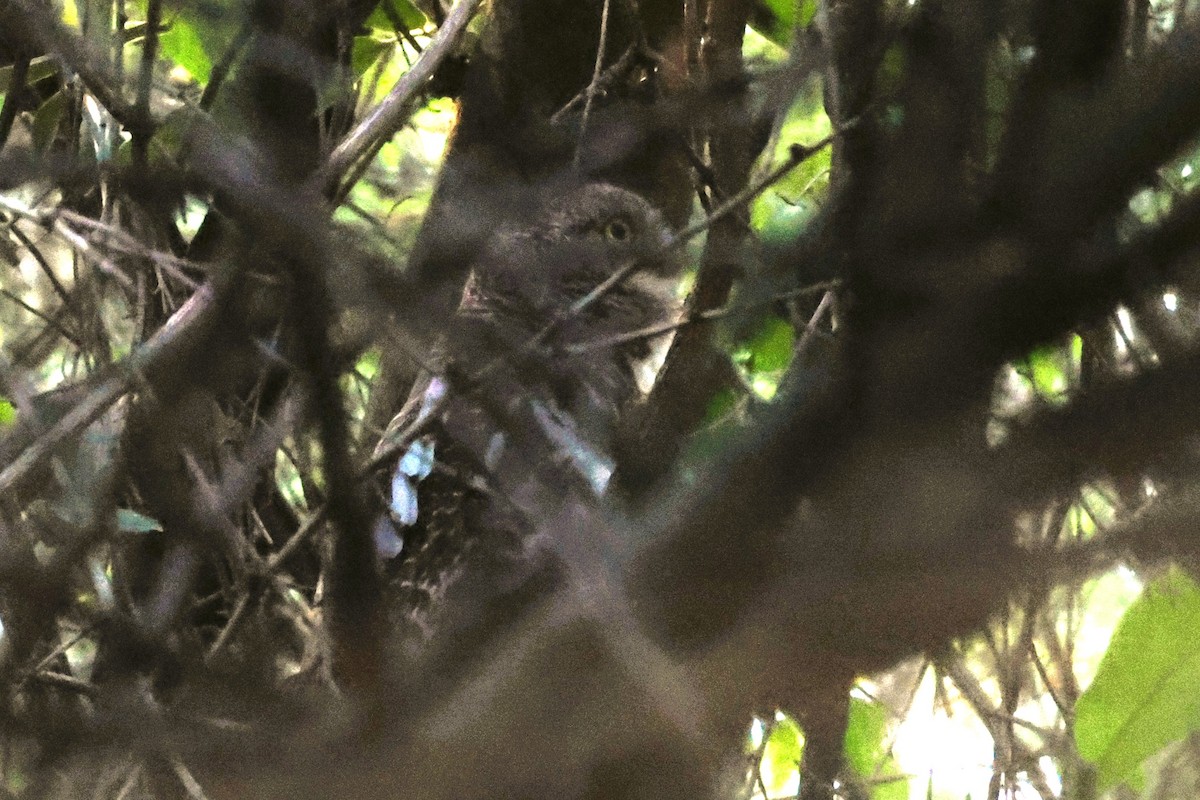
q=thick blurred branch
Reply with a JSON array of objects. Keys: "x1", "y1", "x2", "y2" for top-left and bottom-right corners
[
  {"x1": 614, "y1": 0, "x2": 759, "y2": 495},
  {"x1": 8, "y1": 0, "x2": 1200, "y2": 797}
]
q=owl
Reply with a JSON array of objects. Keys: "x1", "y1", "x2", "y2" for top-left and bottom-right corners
[{"x1": 373, "y1": 183, "x2": 679, "y2": 624}]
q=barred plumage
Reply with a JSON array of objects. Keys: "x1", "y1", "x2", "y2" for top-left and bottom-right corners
[{"x1": 373, "y1": 183, "x2": 679, "y2": 626}]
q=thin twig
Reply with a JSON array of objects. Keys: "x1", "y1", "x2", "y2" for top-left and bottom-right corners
[
  {"x1": 169, "y1": 754, "x2": 212, "y2": 800},
  {"x1": 30, "y1": 626, "x2": 94, "y2": 675},
  {"x1": 59, "y1": 208, "x2": 202, "y2": 287},
  {"x1": 574, "y1": 0, "x2": 612, "y2": 169},
  {"x1": 551, "y1": 43, "x2": 638, "y2": 125},
  {"x1": 554, "y1": 134, "x2": 842, "y2": 347},
  {"x1": 114, "y1": 764, "x2": 143, "y2": 800},
  {"x1": 32, "y1": 670, "x2": 97, "y2": 697},
  {"x1": 0, "y1": 283, "x2": 215, "y2": 495},
  {"x1": 563, "y1": 281, "x2": 839, "y2": 353},
  {"x1": 7, "y1": 222, "x2": 75, "y2": 308},
  {"x1": 198, "y1": 19, "x2": 253, "y2": 111},
  {"x1": 2, "y1": 0, "x2": 153, "y2": 137},
  {"x1": 1028, "y1": 640, "x2": 1070, "y2": 722},
  {"x1": 0, "y1": 195, "x2": 201, "y2": 289},
  {"x1": 205, "y1": 590, "x2": 253, "y2": 663},
  {"x1": 0, "y1": 289, "x2": 82, "y2": 348},
  {"x1": 319, "y1": 0, "x2": 485, "y2": 195},
  {"x1": 367, "y1": 134, "x2": 843, "y2": 475},
  {"x1": 796, "y1": 289, "x2": 835, "y2": 358},
  {"x1": 265, "y1": 506, "x2": 327, "y2": 571},
  {"x1": 55, "y1": 216, "x2": 136, "y2": 290}
]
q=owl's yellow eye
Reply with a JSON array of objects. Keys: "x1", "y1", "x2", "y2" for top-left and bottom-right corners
[{"x1": 603, "y1": 219, "x2": 631, "y2": 241}]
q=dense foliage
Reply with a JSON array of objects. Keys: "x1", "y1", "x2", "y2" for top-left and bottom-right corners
[{"x1": 2, "y1": 0, "x2": 1200, "y2": 798}]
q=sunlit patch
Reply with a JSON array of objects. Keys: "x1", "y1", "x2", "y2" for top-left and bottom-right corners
[
  {"x1": 1039, "y1": 756, "x2": 1063, "y2": 795},
  {"x1": 1115, "y1": 306, "x2": 1135, "y2": 341},
  {"x1": 88, "y1": 555, "x2": 115, "y2": 611},
  {"x1": 1163, "y1": 291, "x2": 1178, "y2": 312},
  {"x1": 752, "y1": 376, "x2": 779, "y2": 400},
  {"x1": 168, "y1": 64, "x2": 193, "y2": 84},
  {"x1": 749, "y1": 717, "x2": 765, "y2": 749},
  {"x1": 890, "y1": 668, "x2": 1007, "y2": 797},
  {"x1": 1113, "y1": 328, "x2": 1128, "y2": 356},
  {"x1": 1182, "y1": 164, "x2": 1194, "y2": 179},
  {"x1": 748, "y1": 712, "x2": 804, "y2": 799},
  {"x1": 64, "y1": 633, "x2": 97, "y2": 682}
]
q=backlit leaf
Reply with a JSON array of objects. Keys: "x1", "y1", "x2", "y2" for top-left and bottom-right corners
[
  {"x1": 366, "y1": 0, "x2": 428, "y2": 33},
  {"x1": 0, "y1": 56, "x2": 60, "y2": 93},
  {"x1": 741, "y1": 315, "x2": 795, "y2": 374},
  {"x1": 160, "y1": 17, "x2": 212, "y2": 83},
  {"x1": 749, "y1": 0, "x2": 818, "y2": 46},
  {"x1": 32, "y1": 90, "x2": 66, "y2": 152},
  {"x1": 1075, "y1": 567, "x2": 1200, "y2": 793},
  {"x1": 762, "y1": 715, "x2": 805, "y2": 797},
  {"x1": 845, "y1": 697, "x2": 908, "y2": 800},
  {"x1": 353, "y1": 35, "x2": 391, "y2": 78}
]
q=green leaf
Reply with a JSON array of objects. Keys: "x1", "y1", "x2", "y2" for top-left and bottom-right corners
[
  {"x1": 0, "y1": 399, "x2": 15, "y2": 427},
  {"x1": 753, "y1": 191, "x2": 816, "y2": 246},
  {"x1": 844, "y1": 698, "x2": 886, "y2": 777},
  {"x1": 0, "y1": 55, "x2": 61, "y2": 93},
  {"x1": 749, "y1": 0, "x2": 818, "y2": 46},
  {"x1": 1129, "y1": 187, "x2": 1173, "y2": 225},
  {"x1": 704, "y1": 386, "x2": 741, "y2": 425},
  {"x1": 768, "y1": 82, "x2": 833, "y2": 200},
  {"x1": 871, "y1": 777, "x2": 911, "y2": 800},
  {"x1": 741, "y1": 315, "x2": 795, "y2": 374},
  {"x1": 355, "y1": 348, "x2": 382, "y2": 381},
  {"x1": 731, "y1": 315, "x2": 796, "y2": 401},
  {"x1": 1027, "y1": 344, "x2": 1071, "y2": 401},
  {"x1": 844, "y1": 698, "x2": 908, "y2": 800},
  {"x1": 160, "y1": 17, "x2": 212, "y2": 83},
  {"x1": 365, "y1": 0, "x2": 428, "y2": 33},
  {"x1": 32, "y1": 90, "x2": 66, "y2": 152},
  {"x1": 762, "y1": 715, "x2": 805, "y2": 797},
  {"x1": 60, "y1": 0, "x2": 79, "y2": 27},
  {"x1": 115, "y1": 508, "x2": 163, "y2": 534},
  {"x1": 276, "y1": 448, "x2": 308, "y2": 510},
  {"x1": 352, "y1": 35, "x2": 391, "y2": 78},
  {"x1": 1075, "y1": 567, "x2": 1200, "y2": 793}
]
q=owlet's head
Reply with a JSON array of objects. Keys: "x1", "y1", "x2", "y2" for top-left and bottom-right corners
[{"x1": 462, "y1": 183, "x2": 680, "y2": 338}]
